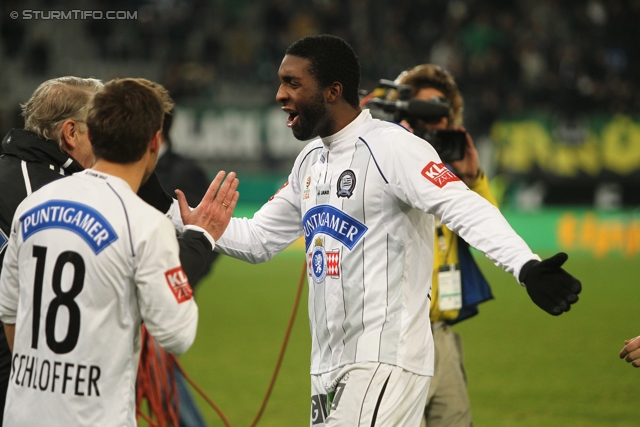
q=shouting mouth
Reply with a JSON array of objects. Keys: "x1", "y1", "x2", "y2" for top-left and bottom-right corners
[{"x1": 286, "y1": 111, "x2": 299, "y2": 128}]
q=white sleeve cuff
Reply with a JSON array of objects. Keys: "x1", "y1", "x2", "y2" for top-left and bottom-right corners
[
  {"x1": 183, "y1": 224, "x2": 216, "y2": 250},
  {"x1": 167, "y1": 198, "x2": 186, "y2": 233}
]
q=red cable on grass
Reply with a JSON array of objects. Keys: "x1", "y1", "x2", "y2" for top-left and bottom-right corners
[
  {"x1": 249, "y1": 261, "x2": 307, "y2": 427},
  {"x1": 172, "y1": 356, "x2": 233, "y2": 427},
  {"x1": 136, "y1": 326, "x2": 180, "y2": 427},
  {"x1": 164, "y1": 260, "x2": 308, "y2": 426}
]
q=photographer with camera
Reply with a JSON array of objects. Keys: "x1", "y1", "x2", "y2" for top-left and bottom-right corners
[{"x1": 389, "y1": 64, "x2": 497, "y2": 427}]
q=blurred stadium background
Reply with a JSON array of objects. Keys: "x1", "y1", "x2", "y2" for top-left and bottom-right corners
[{"x1": 1, "y1": 0, "x2": 639, "y2": 425}]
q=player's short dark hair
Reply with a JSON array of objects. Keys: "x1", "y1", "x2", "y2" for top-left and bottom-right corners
[
  {"x1": 286, "y1": 34, "x2": 361, "y2": 108},
  {"x1": 87, "y1": 78, "x2": 164, "y2": 163}
]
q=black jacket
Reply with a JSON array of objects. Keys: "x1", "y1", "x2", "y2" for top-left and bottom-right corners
[
  {"x1": 0, "y1": 129, "x2": 84, "y2": 249},
  {"x1": 155, "y1": 139, "x2": 212, "y2": 208},
  {"x1": 0, "y1": 129, "x2": 216, "y2": 424},
  {"x1": 153, "y1": 139, "x2": 219, "y2": 278}
]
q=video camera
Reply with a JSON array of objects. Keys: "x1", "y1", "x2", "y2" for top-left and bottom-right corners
[{"x1": 362, "y1": 79, "x2": 467, "y2": 163}]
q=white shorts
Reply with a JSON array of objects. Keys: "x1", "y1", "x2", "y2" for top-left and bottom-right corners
[{"x1": 310, "y1": 362, "x2": 431, "y2": 427}]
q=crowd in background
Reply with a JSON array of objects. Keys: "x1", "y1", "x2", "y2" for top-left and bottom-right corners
[
  {"x1": 0, "y1": 0, "x2": 640, "y2": 194},
  {"x1": 0, "y1": 0, "x2": 639, "y2": 155}
]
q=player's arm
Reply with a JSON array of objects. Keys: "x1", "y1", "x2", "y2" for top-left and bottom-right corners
[
  {"x1": 202, "y1": 146, "x2": 308, "y2": 263},
  {"x1": 137, "y1": 170, "x2": 239, "y2": 284},
  {"x1": 139, "y1": 170, "x2": 239, "y2": 239},
  {"x1": 173, "y1": 171, "x2": 238, "y2": 283},
  {"x1": 136, "y1": 219, "x2": 199, "y2": 355},
  {"x1": 174, "y1": 170, "x2": 240, "y2": 242},
  {"x1": 214, "y1": 172, "x2": 303, "y2": 263},
  {"x1": 466, "y1": 169, "x2": 497, "y2": 206},
  {"x1": 385, "y1": 132, "x2": 581, "y2": 315}
]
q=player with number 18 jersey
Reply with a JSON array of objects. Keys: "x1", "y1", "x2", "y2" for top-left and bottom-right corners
[{"x1": 0, "y1": 170, "x2": 198, "y2": 427}]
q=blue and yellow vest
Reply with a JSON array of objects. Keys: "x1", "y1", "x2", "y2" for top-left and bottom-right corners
[{"x1": 430, "y1": 171, "x2": 497, "y2": 325}]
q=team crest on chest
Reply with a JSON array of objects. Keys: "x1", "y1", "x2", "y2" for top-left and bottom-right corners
[
  {"x1": 308, "y1": 237, "x2": 341, "y2": 283},
  {"x1": 336, "y1": 170, "x2": 356, "y2": 198}
]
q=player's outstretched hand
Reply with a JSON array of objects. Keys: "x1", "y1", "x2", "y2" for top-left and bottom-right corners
[
  {"x1": 176, "y1": 171, "x2": 240, "y2": 241},
  {"x1": 619, "y1": 336, "x2": 640, "y2": 368},
  {"x1": 519, "y1": 252, "x2": 582, "y2": 316}
]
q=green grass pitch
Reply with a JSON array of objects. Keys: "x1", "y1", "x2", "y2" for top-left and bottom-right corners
[{"x1": 162, "y1": 251, "x2": 639, "y2": 426}]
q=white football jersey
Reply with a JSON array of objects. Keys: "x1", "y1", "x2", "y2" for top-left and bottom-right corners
[
  {"x1": 0, "y1": 170, "x2": 198, "y2": 427},
  {"x1": 216, "y1": 110, "x2": 538, "y2": 376}
]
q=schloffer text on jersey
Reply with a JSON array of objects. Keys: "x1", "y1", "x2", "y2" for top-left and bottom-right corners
[{"x1": 11, "y1": 352, "x2": 101, "y2": 397}]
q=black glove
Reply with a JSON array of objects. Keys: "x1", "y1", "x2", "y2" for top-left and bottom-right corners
[{"x1": 519, "y1": 252, "x2": 582, "y2": 316}]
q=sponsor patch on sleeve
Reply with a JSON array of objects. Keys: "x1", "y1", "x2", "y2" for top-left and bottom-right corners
[
  {"x1": 164, "y1": 266, "x2": 193, "y2": 303},
  {"x1": 421, "y1": 162, "x2": 460, "y2": 188},
  {"x1": 268, "y1": 181, "x2": 289, "y2": 201}
]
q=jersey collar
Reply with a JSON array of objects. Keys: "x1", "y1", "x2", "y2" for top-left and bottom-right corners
[
  {"x1": 75, "y1": 169, "x2": 133, "y2": 192},
  {"x1": 320, "y1": 110, "x2": 371, "y2": 147}
]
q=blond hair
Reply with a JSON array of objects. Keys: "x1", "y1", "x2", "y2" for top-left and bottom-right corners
[
  {"x1": 21, "y1": 76, "x2": 103, "y2": 148},
  {"x1": 393, "y1": 64, "x2": 464, "y2": 127}
]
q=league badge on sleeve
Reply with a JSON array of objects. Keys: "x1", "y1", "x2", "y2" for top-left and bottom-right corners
[
  {"x1": 165, "y1": 266, "x2": 193, "y2": 303},
  {"x1": 421, "y1": 161, "x2": 460, "y2": 188},
  {"x1": 303, "y1": 174, "x2": 312, "y2": 201}
]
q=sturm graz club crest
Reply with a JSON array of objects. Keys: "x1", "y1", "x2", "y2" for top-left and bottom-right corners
[
  {"x1": 309, "y1": 237, "x2": 328, "y2": 284},
  {"x1": 308, "y1": 237, "x2": 341, "y2": 283},
  {"x1": 336, "y1": 170, "x2": 356, "y2": 198}
]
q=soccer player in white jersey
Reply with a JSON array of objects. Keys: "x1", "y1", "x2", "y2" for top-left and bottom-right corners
[
  {"x1": 212, "y1": 35, "x2": 581, "y2": 426},
  {"x1": 0, "y1": 78, "x2": 238, "y2": 427}
]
